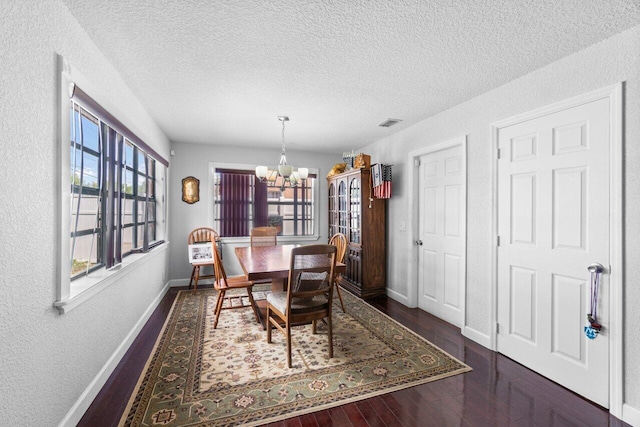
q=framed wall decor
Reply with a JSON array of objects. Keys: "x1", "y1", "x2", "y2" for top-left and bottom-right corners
[
  {"x1": 188, "y1": 242, "x2": 213, "y2": 263},
  {"x1": 182, "y1": 176, "x2": 200, "y2": 204}
]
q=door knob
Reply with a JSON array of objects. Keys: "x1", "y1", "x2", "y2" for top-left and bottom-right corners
[
  {"x1": 415, "y1": 240, "x2": 423, "y2": 246},
  {"x1": 587, "y1": 263, "x2": 604, "y2": 273}
]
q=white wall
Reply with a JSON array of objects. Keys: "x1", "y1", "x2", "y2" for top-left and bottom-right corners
[
  {"x1": 0, "y1": 1, "x2": 171, "y2": 425},
  {"x1": 168, "y1": 142, "x2": 339, "y2": 280},
  {"x1": 359, "y1": 25, "x2": 640, "y2": 415}
]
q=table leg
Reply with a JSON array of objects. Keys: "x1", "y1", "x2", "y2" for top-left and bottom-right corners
[{"x1": 270, "y1": 278, "x2": 285, "y2": 292}]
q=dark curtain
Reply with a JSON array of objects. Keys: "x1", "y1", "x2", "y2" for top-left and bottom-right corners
[
  {"x1": 219, "y1": 172, "x2": 251, "y2": 237},
  {"x1": 254, "y1": 180, "x2": 268, "y2": 227},
  {"x1": 219, "y1": 171, "x2": 269, "y2": 236}
]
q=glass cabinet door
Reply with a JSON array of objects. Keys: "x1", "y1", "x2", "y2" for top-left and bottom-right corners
[
  {"x1": 337, "y1": 180, "x2": 348, "y2": 236},
  {"x1": 349, "y1": 177, "x2": 361, "y2": 244},
  {"x1": 328, "y1": 182, "x2": 337, "y2": 237}
]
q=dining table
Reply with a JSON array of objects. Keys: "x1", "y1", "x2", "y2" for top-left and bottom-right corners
[
  {"x1": 234, "y1": 244, "x2": 346, "y2": 328},
  {"x1": 234, "y1": 244, "x2": 346, "y2": 291}
]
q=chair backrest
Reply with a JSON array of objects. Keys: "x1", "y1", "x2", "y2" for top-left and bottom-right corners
[
  {"x1": 328, "y1": 233, "x2": 348, "y2": 262},
  {"x1": 188, "y1": 227, "x2": 219, "y2": 245},
  {"x1": 250, "y1": 226, "x2": 278, "y2": 247},
  {"x1": 287, "y1": 244, "x2": 337, "y2": 304},
  {"x1": 211, "y1": 238, "x2": 229, "y2": 290}
]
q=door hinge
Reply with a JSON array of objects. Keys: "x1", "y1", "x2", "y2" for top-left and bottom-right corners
[
  {"x1": 497, "y1": 235, "x2": 500, "y2": 246},
  {"x1": 496, "y1": 323, "x2": 500, "y2": 334},
  {"x1": 497, "y1": 148, "x2": 501, "y2": 159},
  {"x1": 414, "y1": 158, "x2": 420, "y2": 167}
]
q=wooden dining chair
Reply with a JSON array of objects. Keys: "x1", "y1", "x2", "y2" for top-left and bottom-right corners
[
  {"x1": 211, "y1": 238, "x2": 260, "y2": 329},
  {"x1": 329, "y1": 232, "x2": 348, "y2": 312},
  {"x1": 188, "y1": 227, "x2": 219, "y2": 292},
  {"x1": 250, "y1": 226, "x2": 278, "y2": 247},
  {"x1": 266, "y1": 244, "x2": 337, "y2": 368}
]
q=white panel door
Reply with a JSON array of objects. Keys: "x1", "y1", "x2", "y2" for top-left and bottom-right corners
[
  {"x1": 497, "y1": 97, "x2": 610, "y2": 407},
  {"x1": 418, "y1": 145, "x2": 465, "y2": 327}
]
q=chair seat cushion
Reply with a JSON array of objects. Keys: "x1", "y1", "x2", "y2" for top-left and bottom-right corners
[{"x1": 266, "y1": 292, "x2": 328, "y2": 313}]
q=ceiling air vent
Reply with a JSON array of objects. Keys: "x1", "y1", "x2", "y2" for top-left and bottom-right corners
[{"x1": 378, "y1": 118, "x2": 402, "y2": 128}]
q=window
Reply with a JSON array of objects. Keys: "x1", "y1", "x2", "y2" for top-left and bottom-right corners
[
  {"x1": 69, "y1": 101, "x2": 163, "y2": 280},
  {"x1": 56, "y1": 57, "x2": 168, "y2": 313},
  {"x1": 211, "y1": 166, "x2": 318, "y2": 238}
]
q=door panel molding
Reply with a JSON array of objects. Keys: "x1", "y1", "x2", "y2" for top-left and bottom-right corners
[{"x1": 490, "y1": 83, "x2": 623, "y2": 417}]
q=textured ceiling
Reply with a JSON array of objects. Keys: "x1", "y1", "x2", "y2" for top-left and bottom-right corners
[{"x1": 61, "y1": 0, "x2": 640, "y2": 153}]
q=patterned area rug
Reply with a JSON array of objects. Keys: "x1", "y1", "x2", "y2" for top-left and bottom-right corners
[{"x1": 120, "y1": 287, "x2": 471, "y2": 426}]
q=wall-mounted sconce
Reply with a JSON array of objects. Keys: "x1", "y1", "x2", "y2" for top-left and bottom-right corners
[{"x1": 182, "y1": 176, "x2": 200, "y2": 204}]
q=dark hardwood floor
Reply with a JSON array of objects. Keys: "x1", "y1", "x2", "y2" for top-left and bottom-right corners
[{"x1": 80, "y1": 286, "x2": 627, "y2": 426}]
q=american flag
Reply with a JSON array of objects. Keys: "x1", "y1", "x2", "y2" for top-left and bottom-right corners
[{"x1": 371, "y1": 164, "x2": 392, "y2": 199}]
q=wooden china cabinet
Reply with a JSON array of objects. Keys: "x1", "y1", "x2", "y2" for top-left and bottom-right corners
[{"x1": 328, "y1": 168, "x2": 386, "y2": 298}]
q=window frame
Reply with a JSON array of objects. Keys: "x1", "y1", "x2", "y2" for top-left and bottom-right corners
[
  {"x1": 55, "y1": 56, "x2": 168, "y2": 314},
  {"x1": 208, "y1": 162, "x2": 321, "y2": 244}
]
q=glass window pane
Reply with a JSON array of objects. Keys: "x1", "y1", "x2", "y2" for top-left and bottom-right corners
[
  {"x1": 136, "y1": 225, "x2": 144, "y2": 247},
  {"x1": 124, "y1": 141, "x2": 134, "y2": 166},
  {"x1": 82, "y1": 152, "x2": 100, "y2": 188},
  {"x1": 81, "y1": 114, "x2": 99, "y2": 152},
  {"x1": 69, "y1": 149, "x2": 100, "y2": 189},
  {"x1": 137, "y1": 200, "x2": 146, "y2": 223},
  {"x1": 70, "y1": 147, "x2": 81, "y2": 185},
  {"x1": 137, "y1": 151, "x2": 146, "y2": 174},
  {"x1": 70, "y1": 194, "x2": 100, "y2": 230},
  {"x1": 137, "y1": 176, "x2": 146, "y2": 197},
  {"x1": 147, "y1": 201, "x2": 155, "y2": 222},
  {"x1": 147, "y1": 222, "x2": 156, "y2": 242},
  {"x1": 122, "y1": 225, "x2": 133, "y2": 254},
  {"x1": 122, "y1": 198, "x2": 134, "y2": 225},
  {"x1": 82, "y1": 111, "x2": 100, "y2": 152},
  {"x1": 147, "y1": 176, "x2": 155, "y2": 198},
  {"x1": 70, "y1": 234, "x2": 99, "y2": 277},
  {"x1": 123, "y1": 170, "x2": 134, "y2": 195}
]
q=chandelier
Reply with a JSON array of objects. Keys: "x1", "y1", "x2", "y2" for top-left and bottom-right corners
[{"x1": 255, "y1": 116, "x2": 308, "y2": 190}]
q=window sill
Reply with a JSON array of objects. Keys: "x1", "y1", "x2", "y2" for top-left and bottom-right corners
[{"x1": 53, "y1": 242, "x2": 169, "y2": 314}]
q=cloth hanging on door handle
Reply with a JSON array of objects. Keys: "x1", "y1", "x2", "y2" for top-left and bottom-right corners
[{"x1": 584, "y1": 263, "x2": 604, "y2": 339}]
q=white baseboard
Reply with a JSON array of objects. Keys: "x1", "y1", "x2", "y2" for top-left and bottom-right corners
[
  {"x1": 58, "y1": 281, "x2": 171, "y2": 427},
  {"x1": 386, "y1": 288, "x2": 415, "y2": 307},
  {"x1": 623, "y1": 403, "x2": 640, "y2": 427},
  {"x1": 462, "y1": 325, "x2": 491, "y2": 349},
  {"x1": 169, "y1": 278, "x2": 217, "y2": 288},
  {"x1": 169, "y1": 278, "x2": 190, "y2": 287}
]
